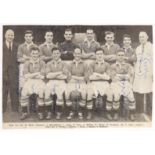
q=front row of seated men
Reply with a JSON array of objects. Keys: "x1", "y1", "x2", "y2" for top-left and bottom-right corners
[{"x1": 20, "y1": 46, "x2": 136, "y2": 121}]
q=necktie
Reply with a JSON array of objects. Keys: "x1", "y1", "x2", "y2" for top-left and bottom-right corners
[
  {"x1": 139, "y1": 44, "x2": 145, "y2": 73},
  {"x1": 8, "y1": 42, "x2": 12, "y2": 52},
  {"x1": 142, "y1": 44, "x2": 145, "y2": 53}
]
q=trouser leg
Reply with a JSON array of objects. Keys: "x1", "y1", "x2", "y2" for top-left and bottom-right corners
[
  {"x1": 113, "y1": 98, "x2": 120, "y2": 121},
  {"x1": 37, "y1": 97, "x2": 45, "y2": 120},
  {"x1": 20, "y1": 95, "x2": 29, "y2": 120},
  {"x1": 10, "y1": 80, "x2": 19, "y2": 112},
  {"x1": 56, "y1": 100, "x2": 64, "y2": 120},
  {"x1": 134, "y1": 92, "x2": 144, "y2": 113},
  {"x1": 146, "y1": 93, "x2": 152, "y2": 117},
  {"x1": 3, "y1": 81, "x2": 9, "y2": 113},
  {"x1": 86, "y1": 100, "x2": 93, "y2": 120}
]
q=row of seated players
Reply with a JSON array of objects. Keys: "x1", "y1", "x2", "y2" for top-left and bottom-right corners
[{"x1": 20, "y1": 46, "x2": 135, "y2": 121}]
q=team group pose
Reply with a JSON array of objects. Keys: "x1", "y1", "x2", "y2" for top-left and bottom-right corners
[{"x1": 3, "y1": 27, "x2": 153, "y2": 121}]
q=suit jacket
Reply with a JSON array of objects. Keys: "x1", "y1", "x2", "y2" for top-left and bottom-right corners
[{"x1": 3, "y1": 41, "x2": 19, "y2": 84}]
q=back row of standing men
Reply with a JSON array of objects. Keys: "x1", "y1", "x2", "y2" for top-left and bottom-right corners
[
  {"x1": 3, "y1": 28, "x2": 153, "y2": 121},
  {"x1": 18, "y1": 28, "x2": 136, "y2": 63}
]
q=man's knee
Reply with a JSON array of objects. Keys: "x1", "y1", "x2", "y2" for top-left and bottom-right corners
[
  {"x1": 38, "y1": 89, "x2": 44, "y2": 98},
  {"x1": 21, "y1": 88, "x2": 29, "y2": 97},
  {"x1": 87, "y1": 100, "x2": 93, "y2": 109},
  {"x1": 44, "y1": 97, "x2": 53, "y2": 106},
  {"x1": 113, "y1": 95, "x2": 120, "y2": 110},
  {"x1": 56, "y1": 99, "x2": 64, "y2": 106},
  {"x1": 37, "y1": 97, "x2": 44, "y2": 106},
  {"x1": 20, "y1": 96, "x2": 29, "y2": 107}
]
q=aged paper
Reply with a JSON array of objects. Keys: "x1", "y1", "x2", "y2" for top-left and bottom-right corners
[{"x1": 2, "y1": 25, "x2": 153, "y2": 128}]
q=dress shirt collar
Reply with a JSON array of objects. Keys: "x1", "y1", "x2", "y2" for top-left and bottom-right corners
[
  {"x1": 73, "y1": 59, "x2": 83, "y2": 64},
  {"x1": 52, "y1": 59, "x2": 62, "y2": 64},
  {"x1": 24, "y1": 42, "x2": 34, "y2": 46},
  {"x1": 116, "y1": 61, "x2": 126, "y2": 67},
  {"x1": 44, "y1": 42, "x2": 54, "y2": 46},
  {"x1": 95, "y1": 59, "x2": 105, "y2": 65},
  {"x1": 105, "y1": 42, "x2": 114, "y2": 47},
  {"x1": 123, "y1": 45, "x2": 132, "y2": 50},
  {"x1": 84, "y1": 38, "x2": 95, "y2": 44},
  {"x1": 6, "y1": 40, "x2": 13, "y2": 50},
  {"x1": 29, "y1": 58, "x2": 40, "y2": 64}
]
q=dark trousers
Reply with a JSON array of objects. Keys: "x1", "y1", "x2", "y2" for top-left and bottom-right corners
[
  {"x1": 134, "y1": 92, "x2": 152, "y2": 116},
  {"x1": 3, "y1": 80, "x2": 19, "y2": 113}
]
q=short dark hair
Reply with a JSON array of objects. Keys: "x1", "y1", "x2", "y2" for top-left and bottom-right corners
[
  {"x1": 95, "y1": 48, "x2": 105, "y2": 54},
  {"x1": 123, "y1": 34, "x2": 131, "y2": 40},
  {"x1": 74, "y1": 46, "x2": 82, "y2": 53},
  {"x1": 105, "y1": 31, "x2": 114, "y2": 36},
  {"x1": 24, "y1": 30, "x2": 33, "y2": 36},
  {"x1": 52, "y1": 47, "x2": 60, "y2": 53},
  {"x1": 45, "y1": 30, "x2": 53, "y2": 35},
  {"x1": 86, "y1": 28, "x2": 94, "y2": 32},
  {"x1": 65, "y1": 28, "x2": 72, "y2": 33},
  {"x1": 117, "y1": 48, "x2": 125, "y2": 54},
  {"x1": 30, "y1": 46, "x2": 40, "y2": 53}
]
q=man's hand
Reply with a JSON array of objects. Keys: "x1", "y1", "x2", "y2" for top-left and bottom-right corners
[
  {"x1": 23, "y1": 55, "x2": 30, "y2": 60},
  {"x1": 102, "y1": 73, "x2": 110, "y2": 80},
  {"x1": 35, "y1": 74, "x2": 44, "y2": 79},
  {"x1": 105, "y1": 55, "x2": 116, "y2": 61},
  {"x1": 89, "y1": 74, "x2": 100, "y2": 80},
  {"x1": 116, "y1": 74, "x2": 129, "y2": 81},
  {"x1": 56, "y1": 74, "x2": 67, "y2": 79},
  {"x1": 72, "y1": 76, "x2": 84, "y2": 81},
  {"x1": 24, "y1": 72, "x2": 40, "y2": 79},
  {"x1": 46, "y1": 72, "x2": 62, "y2": 79}
]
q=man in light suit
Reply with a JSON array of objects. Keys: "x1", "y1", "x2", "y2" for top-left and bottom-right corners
[{"x1": 133, "y1": 32, "x2": 153, "y2": 118}]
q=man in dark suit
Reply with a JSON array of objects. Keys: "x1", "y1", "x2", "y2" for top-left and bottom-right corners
[{"x1": 3, "y1": 29, "x2": 19, "y2": 113}]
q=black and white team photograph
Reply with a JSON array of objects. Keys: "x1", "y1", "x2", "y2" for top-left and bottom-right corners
[{"x1": 2, "y1": 25, "x2": 153, "y2": 128}]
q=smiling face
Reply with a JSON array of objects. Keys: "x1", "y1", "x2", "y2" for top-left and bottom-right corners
[
  {"x1": 25, "y1": 33, "x2": 33, "y2": 44},
  {"x1": 73, "y1": 48, "x2": 82, "y2": 61},
  {"x1": 31, "y1": 49, "x2": 40, "y2": 61},
  {"x1": 5, "y1": 29, "x2": 14, "y2": 43},
  {"x1": 96, "y1": 50, "x2": 104, "y2": 62},
  {"x1": 123, "y1": 37, "x2": 131, "y2": 47},
  {"x1": 52, "y1": 49, "x2": 61, "y2": 61},
  {"x1": 64, "y1": 30, "x2": 73, "y2": 41},
  {"x1": 139, "y1": 32, "x2": 148, "y2": 44},
  {"x1": 86, "y1": 29, "x2": 94, "y2": 41},
  {"x1": 45, "y1": 31, "x2": 53, "y2": 43},
  {"x1": 105, "y1": 33, "x2": 114, "y2": 44}
]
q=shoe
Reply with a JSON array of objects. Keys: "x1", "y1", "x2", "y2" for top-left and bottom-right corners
[
  {"x1": 113, "y1": 113, "x2": 118, "y2": 121},
  {"x1": 38, "y1": 113, "x2": 44, "y2": 120},
  {"x1": 67, "y1": 112, "x2": 74, "y2": 120},
  {"x1": 46, "y1": 112, "x2": 52, "y2": 120},
  {"x1": 20, "y1": 113, "x2": 28, "y2": 120},
  {"x1": 86, "y1": 112, "x2": 92, "y2": 120},
  {"x1": 56, "y1": 112, "x2": 61, "y2": 120},
  {"x1": 130, "y1": 114, "x2": 135, "y2": 121},
  {"x1": 106, "y1": 113, "x2": 113, "y2": 121},
  {"x1": 78, "y1": 112, "x2": 83, "y2": 120}
]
